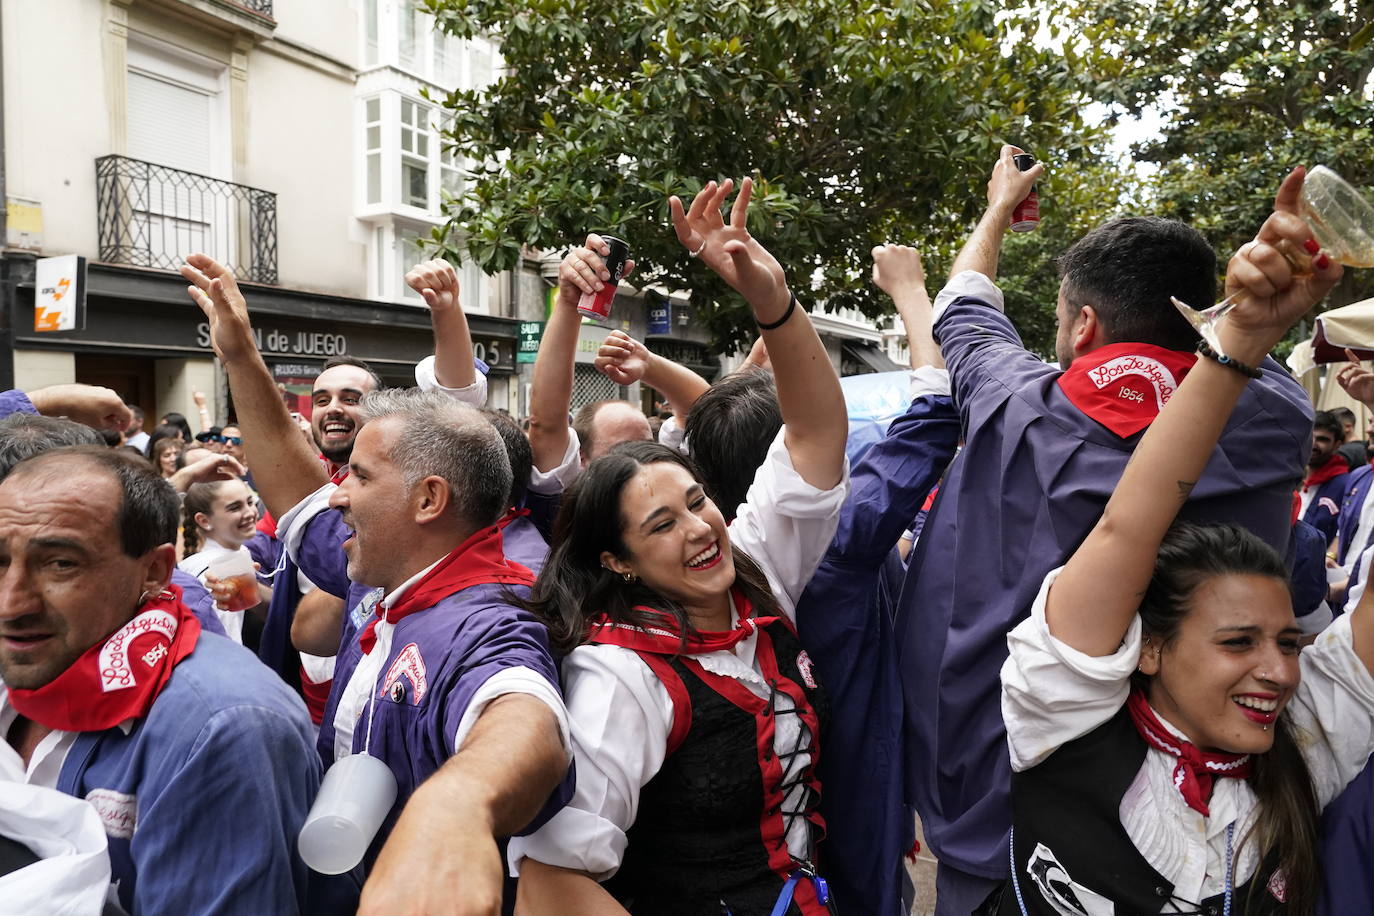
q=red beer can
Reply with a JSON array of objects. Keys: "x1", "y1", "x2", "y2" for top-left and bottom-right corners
[
  {"x1": 1010, "y1": 153, "x2": 1039, "y2": 233},
  {"x1": 577, "y1": 236, "x2": 631, "y2": 320}
]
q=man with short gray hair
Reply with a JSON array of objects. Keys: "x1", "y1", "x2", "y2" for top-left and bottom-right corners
[{"x1": 277, "y1": 387, "x2": 572, "y2": 914}]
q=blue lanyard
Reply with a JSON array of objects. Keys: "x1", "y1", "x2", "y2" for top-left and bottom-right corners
[{"x1": 722, "y1": 866, "x2": 831, "y2": 916}]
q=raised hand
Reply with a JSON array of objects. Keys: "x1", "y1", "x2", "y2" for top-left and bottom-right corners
[
  {"x1": 168, "y1": 453, "x2": 247, "y2": 494},
  {"x1": 594, "y1": 330, "x2": 651, "y2": 385},
  {"x1": 1220, "y1": 167, "x2": 1343, "y2": 361},
  {"x1": 192, "y1": 390, "x2": 208, "y2": 409},
  {"x1": 1337, "y1": 349, "x2": 1374, "y2": 407},
  {"x1": 871, "y1": 244, "x2": 928, "y2": 300},
  {"x1": 669, "y1": 177, "x2": 790, "y2": 317},
  {"x1": 985, "y1": 145, "x2": 1042, "y2": 214},
  {"x1": 405, "y1": 258, "x2": 462, "y2": 312},
  {"x1": 180, "y1": 254, "x2": 257, "y2": 364},
  {"x1": 556, "y1": 234, "x2": 636, "y2": 313},
  {"x1": 26, "y1": 383, "x2": 132, "y2": 432}
]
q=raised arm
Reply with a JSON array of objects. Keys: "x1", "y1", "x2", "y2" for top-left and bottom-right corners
[
  {"x1": 948, "y1": 145, "x2": 1042, "y2": 282},
  {"x1": 670, "y1": 178, "x2": 846, "y2": 490},
  {"x1": 192, "y1": 389, "x2": 214, "y2": 433},
  {"x1": 872, "y1": 244, "x2": 943, "y2": 370},
  {"x1": 593, "y1": 330, "x2": 709, "y2": 423},
  {"x1": 527, "y1": 235, "x2": 635, "y2": 472},
  {"x1": 180, "y1": 254, "x2": 328, "y2": 517},
  {"x1": 1047, "y1": 168, "x2": 1342, "y2": 656},
  {"x1": 359, "y1": 694, "x2": 568, "y2": 916},
  {"x1": 408, "y1": 258, "x2": 478, "y2": 392}
]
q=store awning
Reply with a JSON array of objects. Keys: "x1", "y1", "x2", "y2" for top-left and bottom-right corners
[{"x1": 841, "y1": 340, "x2": 902, "y2": 375}]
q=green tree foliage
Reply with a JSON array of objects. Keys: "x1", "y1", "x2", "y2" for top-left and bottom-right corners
[
  {"x1": 1046, "y1": 0, "x2": 1374, "y2": 313},
  {"x1": 422, "y1": 0, "x2": 1111, "y2": 352}
]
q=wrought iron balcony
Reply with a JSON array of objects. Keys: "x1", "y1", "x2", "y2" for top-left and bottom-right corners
[
  {"x1": 95, "y1": 155, "x2": 278, "y2": 284},
  {"x1": 235, "y1": 0, "x2": 274, "y2": 16}
]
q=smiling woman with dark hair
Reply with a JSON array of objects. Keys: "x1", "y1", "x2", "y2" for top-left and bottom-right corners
[
  {"x1": 509, "y1": 178, "x2": 849, "y2": 916},
  {"x1": 996, "y1": 172, "x2": 1371, "y2": 916}
]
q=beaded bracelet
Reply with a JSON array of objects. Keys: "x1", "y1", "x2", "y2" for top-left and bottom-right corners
[
  {"x1": 756, "y1": 293, "x2": 799, "y2": 331},
  {"x1": 1196, "y1": 341, "x2": 1263, "y2": 380}
]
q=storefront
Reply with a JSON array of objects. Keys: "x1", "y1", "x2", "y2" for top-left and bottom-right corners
[{"x1": 5, "y1": 258, "x2": 520, "y2": 423}]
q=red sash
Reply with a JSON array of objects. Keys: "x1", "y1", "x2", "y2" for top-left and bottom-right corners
[
  {"x1": 8, "y1": 587, "x2": 202, "y2": 733},
  {"x1": 1057, "y1": 343, "x2": 1197, "y2": 438},
  {"x1": 358, "y1": 524, "x2": 534, "y2": 654}
]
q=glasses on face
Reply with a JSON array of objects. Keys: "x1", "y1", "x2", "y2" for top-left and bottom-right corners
[{"x1": 223, "y1": 436, "x2": 243, "y2": 446}]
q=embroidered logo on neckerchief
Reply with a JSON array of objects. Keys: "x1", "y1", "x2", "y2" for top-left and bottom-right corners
[
  {"x1": 795, "y1": 650, "x2": 818, "y2": 689},
  {"x1": 86, "y1": 789, "x2": 138, "y2": 839}
]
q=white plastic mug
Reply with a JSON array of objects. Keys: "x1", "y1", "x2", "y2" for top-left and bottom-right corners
[{"x1": 297, "y1": 753, "x2": 399, "y2": 875}]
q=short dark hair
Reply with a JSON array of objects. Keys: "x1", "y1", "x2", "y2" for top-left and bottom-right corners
[
  {"x1": 528, "y1": 440, "x2": 778, "y2": 656},
  {"x1": 1331, "y1": 407, "x2": 1357, "y2": 432},
  {"x1": 321, "y1": 355, "x2": 384, "y2": 392},
  {"x1": 127, "y1": 404, "x2": 145, "y2": 423},
  {"x1": 0, "y1": 414, "x2": 103, "y2": 480},
  {"x1": 5, "y1": 446, "x2": 178, "y2": 556},
  {"x1": 1057, "y1": 217, "x2": 1216, "y2": 352},
  {"x1": 159, "y1": 412, "x2": 193, "y2": 443},
  {"x1": 684, "y1": 369, "x2": 782, "y2": 520},
  {"x1": 1313, "y1": 410, "x2": 1343, "y2": 440},
  {"x1": 482, "y1": 408, "x2": 531, "y2": 507}
]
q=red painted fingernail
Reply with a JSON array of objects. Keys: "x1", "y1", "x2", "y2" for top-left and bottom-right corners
[
  {"x1": 1316, "y1": 254, "x2": 1331, "y2": 270},
  {"x1": 1304, "y1": 238, "x2": 1321, "y2": 254}
]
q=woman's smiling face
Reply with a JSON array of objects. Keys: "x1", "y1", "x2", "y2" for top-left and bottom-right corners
[{"x1": 1140, "y1": 572, "x2": 1301, "y2": 754}]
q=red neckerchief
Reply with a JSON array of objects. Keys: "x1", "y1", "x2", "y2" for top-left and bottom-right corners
[
  {"x1": 1057, "y1": 343, "x2": 1197, "y2": 439},
  {"x1": 8, "y1": 587, "x2": 202, "y2": 733},
  {"x1": 329, "y1": 464, "x2": 349, "y2": 485},
  {"x1": 1304, "y1": 453, "x2": 1348, "y2": 492},
  {"x1": 1125, "y1": 688, "x2": 1251, "y2": 816},
  {"x1": 498, "y1": 507, "x2": 531, "y2": 529},
  {"x1": 358, "y1": 524, "x2": 534, "y2": 654},
  {"x1": 257, "y1": 508, "x2": 278, "y2": 539},
  {"x1": 587, "y1": 589, "x2": 779, "y2": 656}
]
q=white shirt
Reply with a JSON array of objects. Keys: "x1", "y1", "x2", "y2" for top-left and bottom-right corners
[
  {"x1": 413, "y1": 354, "x2": 488, "y2": 407},
  {"x1": 1002, "y1": 567, "x2": 1374, "y2": 908},
  {"x1": 508, "y1": 428, "x2": 850, "y2": 879},
  {"x1": 178, "y1": 540, "x2": 252, "y2": 645},
  {"x1": 1343, "y1": 484, "x2": 1374, "y2": 577},
  {"x1": 0, "y1": 687, "x2": 136, "y2": 789}
]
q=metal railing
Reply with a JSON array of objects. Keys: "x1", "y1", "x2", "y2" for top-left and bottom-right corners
[
  {"x1": 230, "y1": 0, "x2": 274, "y2": 18},
  {"x1": 96, "y1": 155, "x2": 278, "y2": 284}
]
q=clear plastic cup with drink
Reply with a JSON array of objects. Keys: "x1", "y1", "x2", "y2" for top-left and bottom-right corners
[
  {"x1": 206, "y1": 550, "x2": 260, "y2": 612},
  {"x1": 298, "y1": 753, "x2": 399, "y2": 875}
]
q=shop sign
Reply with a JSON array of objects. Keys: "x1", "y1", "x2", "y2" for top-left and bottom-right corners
[
  {"x1": 517, "y1": 321, "x2": 545, "y2": 364},
  {"x1": 197, "y1": 323, "x2": 348, "y2": 357},
  {"x1": 35, "y1": 254, "x2": 86, "y2": 332}
]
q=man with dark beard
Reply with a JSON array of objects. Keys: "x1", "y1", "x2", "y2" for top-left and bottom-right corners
[{"x1": 308, "y1": 356, "x2": 383, "y2": 475}]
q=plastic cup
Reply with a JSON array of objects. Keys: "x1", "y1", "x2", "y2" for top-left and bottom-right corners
[
  {"x1": 576, "y1": 235, "x2": 630, "y2": 320},
  {"x1": 206, "y1": 551, "x2": 259, "y2": 612},
  {"x1": 298, "y1": 753, "x2": 399, "y2": 875},
  {"x1": 1301, "y1": 165, "x2": 1374, "y2": 269}
]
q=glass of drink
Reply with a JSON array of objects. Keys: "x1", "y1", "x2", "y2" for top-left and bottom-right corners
[
  {"x1": 1172, "y1": 165, "x2": 1374, "y2": 350},
  {"x1": 206, "y1": 551, "x2": 260, "y2": 612}
]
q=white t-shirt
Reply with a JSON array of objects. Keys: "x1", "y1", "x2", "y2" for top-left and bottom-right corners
[
  {"x1": 179, "y1": 540, "x2": 253, "y2": 645},
  {"x1": 508, "y1": 428, "x2": 850, "y2": 879},
  {"x1": 1002, "y1": 566, "x2": 1374, "y2": 907}
]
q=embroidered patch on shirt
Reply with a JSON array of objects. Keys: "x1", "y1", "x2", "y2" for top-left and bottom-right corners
[
  {"x1": 380, "y1": 642, "x2": 428, "y2": 706},
  {"x1": 86, "y1": 788, "x2": 137, "y2": 839}
]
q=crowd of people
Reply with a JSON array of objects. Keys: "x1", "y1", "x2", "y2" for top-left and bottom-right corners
[{"x1": 3, "y1": 149, "x2": 1374, "y2": 916}]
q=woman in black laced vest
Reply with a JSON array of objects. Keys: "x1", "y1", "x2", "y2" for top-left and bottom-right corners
[
  {"x1": 509, "y1": 178, "x2": 849, "y2": 916},
  {"x1": 997, "y1": 170, "x2": 1374, "y2": 916}
]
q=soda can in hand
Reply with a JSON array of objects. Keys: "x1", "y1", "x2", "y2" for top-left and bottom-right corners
[
  {"x1": 1010, "y1": 153, "x2": 1039, "y2": 233},
  {"x1": 577, "y1": 236, "x2": 631, "y2": 320}
]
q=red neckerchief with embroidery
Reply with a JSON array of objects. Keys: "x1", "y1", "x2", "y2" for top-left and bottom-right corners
[
  {"x1": 1057, "y1": 343, "x2": 1198, "y2": 439},
  {"x1": 587, "y1": 589, "x2": 779, "y2": 656},
  {"x1": 8, "y1": 586, "x2": 202, "y2": 733},
  {"x1": 1304, "y1": 453, "x2": 1348, "y2": 492},
  {"x1": 1125, "y1": 688, "x2": 1251, "y2": 816},
  {"x1": 358, "y1": 523, "x2": 534, "y2": 654}
]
